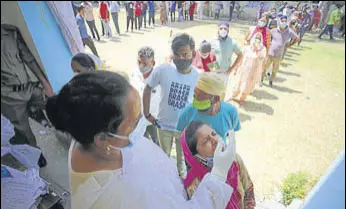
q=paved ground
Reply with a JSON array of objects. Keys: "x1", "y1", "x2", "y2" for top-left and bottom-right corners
[{"x1": 31, "y1": 7, "x2": 345, "y2": 209}]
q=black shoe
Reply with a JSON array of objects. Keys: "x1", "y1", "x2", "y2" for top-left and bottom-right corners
[
  {"x1": 330, "y1": 38, "x2": 335, "y2": 41},
  {"x1": 38, "y1": 153, "x2": 47, "y2": 168},
  {"x1": 269, "y1": 81, "x2": 273, "y2": 88}
]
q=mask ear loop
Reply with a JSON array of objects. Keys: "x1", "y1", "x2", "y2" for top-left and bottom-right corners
[{"x1": 209, "y1": 96, "x2": 217, "y2": 114}]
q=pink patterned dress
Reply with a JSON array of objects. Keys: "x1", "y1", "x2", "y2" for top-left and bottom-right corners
[{"x1": 233, "y1": 45, "x2": 266, "y2": 95}]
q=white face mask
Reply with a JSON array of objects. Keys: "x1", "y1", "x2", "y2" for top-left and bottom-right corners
[
  {"x1": 218, "y1": 29, "x2": 228, "y2": 38},
  {"x1": 200, "y1": 53, "x2": 210, "y2": 59},
  {"x1": 279, "y1": 21, "x2": 288, "y2": 29},
  {"x1": 139, "y1": 66, "x2": 153, "y2": 74},
  {"x1": 258, "y1": 20, "x2": 266, "y2": 28}
]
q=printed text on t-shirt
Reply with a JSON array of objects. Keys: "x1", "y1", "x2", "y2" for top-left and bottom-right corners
[{"x1": 168, "y1": 82, "x2": 191, "y2": 110}]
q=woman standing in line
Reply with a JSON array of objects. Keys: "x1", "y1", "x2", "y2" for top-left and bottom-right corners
[{"x1": 232, "y1": 33, "x2": 267, "y2": 105}]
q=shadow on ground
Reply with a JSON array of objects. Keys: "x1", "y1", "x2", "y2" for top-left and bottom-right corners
[
  {"x1": 286, "y1": 51, "x2": 301, "y2": 56},
  {"x1": 284, "y1": 57, "x2": 298, "y2": 62},
  {"x1": 280, "y1": 62, "x2": 293, "y2": 68},
  {"x1": 302, "y1": 38, "x2": 316, "y2": 43},
  {"x1": 238, "y1": 112, "x2": 252, "y2": 123},
  {"x1": 132, "y1": 31, "x2": 145, "y2": 34},
  {"x1": 239, "y1": 100, "x2": 274, "y2": 115},
  {"x1": 274, "y1": 76, "x2": 287, "y2": 83},
  {"x1": 97, "y1": 40, "x2": 107, "y2": 43},
  {"x1": 252, "y1": 89, "x2": 278, "y2": 100},
  {"x1": 278, "y1": 70, "x2": 300, "y2": 77},
  {"x1": 267, "y1": 84, "x2": 303, "y2": 94}
]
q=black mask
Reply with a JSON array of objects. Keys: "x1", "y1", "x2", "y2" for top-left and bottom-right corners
[{"x1": 173, "y1": 59, "x2": 192, "y2": 72}]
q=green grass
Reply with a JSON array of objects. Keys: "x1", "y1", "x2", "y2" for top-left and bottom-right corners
[
  {"x1": 289, "y1": 34, "x2": 345, "y2": 91},
  {"x1": 282, "y1": 171, "x2": 319, "y2": 206}
]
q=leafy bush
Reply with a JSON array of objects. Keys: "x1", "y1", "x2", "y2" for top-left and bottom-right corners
[{"x1": 282, "y1": 172, "x2": 318, "y2": 206}]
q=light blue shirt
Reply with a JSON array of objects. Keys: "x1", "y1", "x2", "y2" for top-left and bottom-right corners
[
  {"x1": 176, "y1": 101, "x2": 241, "y2": 142},
  {"x1": 110, "y1": 1, "x2": 120, "y2": 13},
  {"x1": 211, "y1": 37, "x2": 241, "y2": 72},
  {"x1": 76, "y1": 14, "x2": 90, "y2": 39}
]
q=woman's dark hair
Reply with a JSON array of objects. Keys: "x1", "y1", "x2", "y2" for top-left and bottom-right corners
[
  {"x1": 46, "y1": 71, "x2": 131, "y2": 149},
  {"x1": 185, "y1": 120, "x2": 209, "y2": 155},
  {"x1": 71, "y1": 53, "x2": 96, "y2": 71}
]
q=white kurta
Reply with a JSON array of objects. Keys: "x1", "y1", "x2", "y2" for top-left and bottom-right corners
[{"x1": 69, "y1": 137, "x2": 233, "y2": 209}]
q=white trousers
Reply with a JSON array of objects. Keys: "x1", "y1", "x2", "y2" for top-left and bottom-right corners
[
  {"x1": 101, "y1": 19, "x2": 112, "y2": 38},
  {"x1": 197, "y1": 5, "x2": 204, "y2": 19}
]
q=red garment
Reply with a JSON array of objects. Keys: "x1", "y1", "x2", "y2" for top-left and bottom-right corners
[
  {"x1": 100, "y1": 2, "x2": 109, "y2": 20},
  {"x1": 181, "y1": 130, "x2": 242, "y2": 209},
  {"x1": 313, "y1": 9, "x2": 321, "y2": 21},
  {"x1": 192, "y1": 50, "x2": 216, "y2": 72},
  {"x1": 189, "y1": 2, "x2": 196, "y2": 16},
  {"x1": 248, "y1": 26, "x2": 269, "y2": 47},
  {"x1": 135, "y1": 2, "x2": 142, "y2": 16}
]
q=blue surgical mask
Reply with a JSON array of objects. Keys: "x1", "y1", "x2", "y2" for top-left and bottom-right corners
[{"x1": 106, "y1": 116, "x2": 147, "y2": 151}]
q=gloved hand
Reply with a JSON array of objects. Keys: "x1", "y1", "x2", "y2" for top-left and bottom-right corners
[{"x1": 211, "y1": 133, "x2": 236, "y2": 182}]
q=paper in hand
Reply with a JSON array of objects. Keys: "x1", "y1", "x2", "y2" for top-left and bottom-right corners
[{"x1": 207, "y1": 61, "x2": 221, "y2": 72}]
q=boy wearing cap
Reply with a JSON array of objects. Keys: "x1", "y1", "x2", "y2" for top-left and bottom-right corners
[{"x1": 192, "y1": 40, "x2": 216, "y2": 72}]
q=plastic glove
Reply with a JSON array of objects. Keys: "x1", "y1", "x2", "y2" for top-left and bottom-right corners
[{"x1": 211, "y1": 135, "x2": 236, "y2": 182}]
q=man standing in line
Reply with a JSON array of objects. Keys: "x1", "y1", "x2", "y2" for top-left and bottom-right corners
[
  {"x1": 110, "y1": 1, "x2": 121, "y2": 35},
  {"x1": 318, "y1": 5, "x2": 342, "y2": 40},
  {"x1": 211, "y1": 22, "x2": 243, "y2": 100},
  {"x1": 125, "y1": 1, "x2": 135, "y2": 32},
  {"x1": 170, "y1": 1, "x2": 177, "y2": 22},
  {"x1": 183, "y1": 1, "x2": 190, "y2": 21},
  {"x1": 76, "y1": 6, "x2": 99, "y2": 57},
  {"x1": 229, "y1": 1, "x2": 235, "y2": 21},
  {"x1": 135, "y1": 1, "x2": 142, "y2": 30},
  {"x1": 141, "y1": 1, "x2": 148, "y2": 28},
  {"x1": 99, "y1": 1, "x2": 113, "y2": 38},
  {"x1": 262, "y1": 16, "x2": 299, "y2": 87},
  {"x1": 148, "y1": 1, "x2": 155, "y2": 27},
  {"x1": 196, "y1": 1, "x2": 204, "y2": 20},
  {"x1": 143, "y1": 33, "x2": 200, "y2": 177},
  {"x1": 82, "y1": 1, "x2": 100, "y2": 41},
  {"x1": 130, "y1": 46, "x2": 160, "y2": 146}
]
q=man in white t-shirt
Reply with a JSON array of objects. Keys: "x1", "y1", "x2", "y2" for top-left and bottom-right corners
[
  {"x1": 130, "y1": 46, "x2": 160, "y2": 146},
  {"x1": 143, "y1": 33, "x2": 199, "y2": 176}
]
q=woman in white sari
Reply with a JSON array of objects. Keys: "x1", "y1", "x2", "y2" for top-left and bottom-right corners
[{"x1": 46, "y1": 70, "x2": 235, "y2": 209}]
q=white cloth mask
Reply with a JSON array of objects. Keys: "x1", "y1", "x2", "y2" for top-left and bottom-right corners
[{"x1": 218, "y1": 29, "x2": 228, "y2": 38}]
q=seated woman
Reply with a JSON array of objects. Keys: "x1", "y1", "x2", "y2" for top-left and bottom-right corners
[{"x1": 181, "y1": 120, "x2": 256, "y2": 209}]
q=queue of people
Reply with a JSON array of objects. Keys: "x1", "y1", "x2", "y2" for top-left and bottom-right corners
[{"x1": 33, "y1": 2, "x2": 343, "y2": 209}]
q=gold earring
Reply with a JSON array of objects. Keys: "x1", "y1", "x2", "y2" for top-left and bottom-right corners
[{"x1": 106, "y1": 146, "x2": 112, "y2": 155}]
